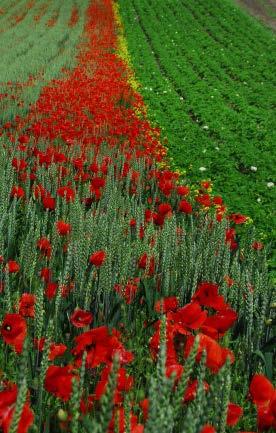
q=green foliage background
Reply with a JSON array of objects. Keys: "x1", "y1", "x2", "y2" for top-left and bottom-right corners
[{"x1": 118, "y1": 0, "x2": 276, "y2": 245}]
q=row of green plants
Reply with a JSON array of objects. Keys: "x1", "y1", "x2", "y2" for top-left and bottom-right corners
[
  {"x1": 0, "y1": 0, "x2": 89, "y2": 123},
  {"x1": 0, "y1": 0, "x2": 275, "y2": 432},
  {"x1": 0, "y1": 0, "x2": 30, "y2": 25},
  {"x1": 118, "y1": 0, "x2": 276, "y2": 241},
  {"x1": 0, "y1": 122, "x2": 275, "y2": 432}
]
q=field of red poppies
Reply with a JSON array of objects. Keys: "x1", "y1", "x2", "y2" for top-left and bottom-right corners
[{"x1": 0, "y1": 1, "x2": 275, "y2": 433}]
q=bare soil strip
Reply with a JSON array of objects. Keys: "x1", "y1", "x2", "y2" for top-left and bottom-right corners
[{"x1": 236, "y1": 0, "x2": 276, "y2": 30}]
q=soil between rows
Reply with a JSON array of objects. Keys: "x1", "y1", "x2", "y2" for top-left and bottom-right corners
[{"x1": 236, "y1": 0, "x2": 276, "y2": 30}]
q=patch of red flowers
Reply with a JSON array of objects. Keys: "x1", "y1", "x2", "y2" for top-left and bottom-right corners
[
  {"x1": 45, "y1": 365, "x2": 79, "y2": 401},
  {"x1": 0, "y1": 0, "x2": 268, "y2": 431},
  {"x1": 151, "y1": 281, "x2": 237, "y2": 376},
  {"x1": 249, "y1": 374, "x2": 276, "y2": 430},
  {"x1": 72, "y1": 326, "x2": 133, "y2": 368},
  {"x1": 0, "y1": 383, "x2": 34, "y2": 433}
]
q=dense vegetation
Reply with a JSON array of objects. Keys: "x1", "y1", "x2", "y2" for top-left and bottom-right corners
[
  {"x1": 0, "y1": 1, "x2": 275, "y2": 433},
  {"x1": 0, "y1": 0, "x2": 89, "y2": 122},
  {"x1": 119, "y1": 0, "x2": 276, "y2": 241}
]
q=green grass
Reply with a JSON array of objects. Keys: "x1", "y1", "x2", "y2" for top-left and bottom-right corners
[{"x1": 118, "y1": 0, "x2": 276, "y2": 244}]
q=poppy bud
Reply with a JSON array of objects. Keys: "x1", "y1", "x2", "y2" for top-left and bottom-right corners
[{"x1": 57, "y1": 409, "x2": 68, "y2": 421}]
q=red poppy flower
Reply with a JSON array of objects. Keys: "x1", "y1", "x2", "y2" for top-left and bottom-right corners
[
  {"x1": 45, "y1": 282, "x2": 58, "y2": 299},
  {"x1": 89, "y1": 250, "x2": 106, "y2": 267},
  {"x1": 1, "y1": 313, "x2": 27, "y2": 353},
  {"x1": 149, "y1": 320, "x2": 178, "y2": 366},
  {"x1": 108, "y1": 407, "x2": 143, "y2": 433},
  {"x1": 139, "y1": 225, "x2": 145, "y2": 239},
  {"x1": 184, "y1": 334, "x2": 234, "y2": 373},
  {"x1": 0, "y1": 383, "x2": 34, "y2": 433},
  {"x1": 192, "y1": 282, "x2": 228, "y2": 310},
  {"x1": 178, "y1": 199, "x2": 192, "y2": 214},
  {"x1": 201, "y1": 181, "x2": 211, "y2": 190},
  {"x1": 10, "y1": 185, "x2": 25, "y2": 199},
  {"x1": 12, "y1": 158, "x2": 27, "y2": 172},
  {"x1": 252, "y1": 241, "x2": 264, "y2": 250},
  {"x1": 229, "y1": 213, "x2": 248, "y2": 224},
  {"x1": 34, "y1": 337, "x2": 46, "y2": 352},
  {"x1": 80, "y1": 395, "x2": 94, "y2": 414},
  {"x1": 144, "y1": 209, "x2": 153, "y2": 223},
  {"x1": 170, "y1": 302, "x2": 207, "y2": 330},
  {"x1": 19, "y1": 293, "x2": 36, "y2": 318},
  {"x1": 227, "y1": 403, "x2": 243, "y2": 426},
  {"x1": 249, "y1": 374, "x2": 274, "y2": 407},
  {"x1": 202, "y1": 308, "x2": 238, "y2": 338},
  {"x1": 213, "y1": 196, "x2": 223, "y2": 206},
  {"x1": 155, "y1": 296, "x2": 179, "y2": 313},
  {"x1": 57, "y1": 185, "x2": 75, "y2": 202},
  {"x1": 95, "y1": 365, "x2": 133, "y2": 403},
  {"x1": 56, "y1": 220, "x2": 71, "y2": 236},
  {"x1": 18, "y1": 134, "x2": 29, "y2": 144},
  {"x1": 73, "y1": 157, "x2": 85, "y2": 171},
  {"x1": 196, "y1": 194, "x2": 212, "y2": 208},
  {"x1": 88, "y1": 162, "x2": 99, "y2": 173},
  {"x1": 70, "y1": 309, "x2": 93, "y2": 328},
  {"x1": 40, "y1": 267, "x2": 52, "y2": 282},
  {"x1": 72, "y1": 326, "x2": 133, "y2": 368},
  {"x1": 138, "y1": 253, "x2": 155, "y2": 276},
  {"x1": 90, "y1": 176, "x2": 106, "y2": 191},
  {"x1": 54, "y1": 152, "x2": 67, "y2": 164},
  {"x1": 139, "y1": 399, "x2": 149, "y2": 421},
  {"x1": 37, "y1": 237, "x2": 52, "y2": 258},
  {"x1": 184, "y1": 379, "x2": 209, "y2": 402},
  {"x1": 225, "y1": 228, "x2": 237, "y2": 250},
  {"x1": 34, "y1": 338, "x2": 67, "y2": 360},
  {"x1": 158, "y1": 203, "x2": 172, "y2": 216},
  {"x1": 152, "y1": 212, "x2": 165, "y2": 226},
  {"x1": 129, "y1": 218, "x2": 136, "y2": 227},
  {"x1": 42, "y1": 195, "x2": 56, "y2": 210},
  {"x1": 177, "y1": 185, "x2": 190, "y2": 196},
  {"x1": 257, "y1": 405, "x2": 276, "y2": 431},
  {"x1": 49, "y1": 343, "x2": 67, "y2": 361},
  {"x1": 270, "y1": 396, "x2": 276, "y2": 417},
  {"x1": 45, "y1": 365, "x2": 79, "y2": 401},
  {"x1": 166, "y1": 364, "x2": 184, "y2": 382},
  {"x1": 199, "y1": 426, "x2": 216, "y2": 433},
  {"x1": 114, "y1": 278, "x2": 140, "y2": 304},
  {"x1": 5, "y1": 260, "x2": 20, "y2": 274}
]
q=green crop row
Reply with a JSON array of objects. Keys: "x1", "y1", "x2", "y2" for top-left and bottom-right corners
[
  {"x1": 0, "y1": 0, "x2": 30, "y2": 26},
  {"x1": 118, "y1": 0, "x2": 276, "y2": 243},
  {"x1": 0, "y1": 0, "x2": 89, "y2": 122}
]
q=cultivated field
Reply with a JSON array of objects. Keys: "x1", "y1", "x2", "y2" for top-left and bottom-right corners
[
  {"x1": 0, "y1": 1, "x2": 275, "y2": 433},
  {"x1": 119, "y1": 0, "x2": 276, "y2": 240}
]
